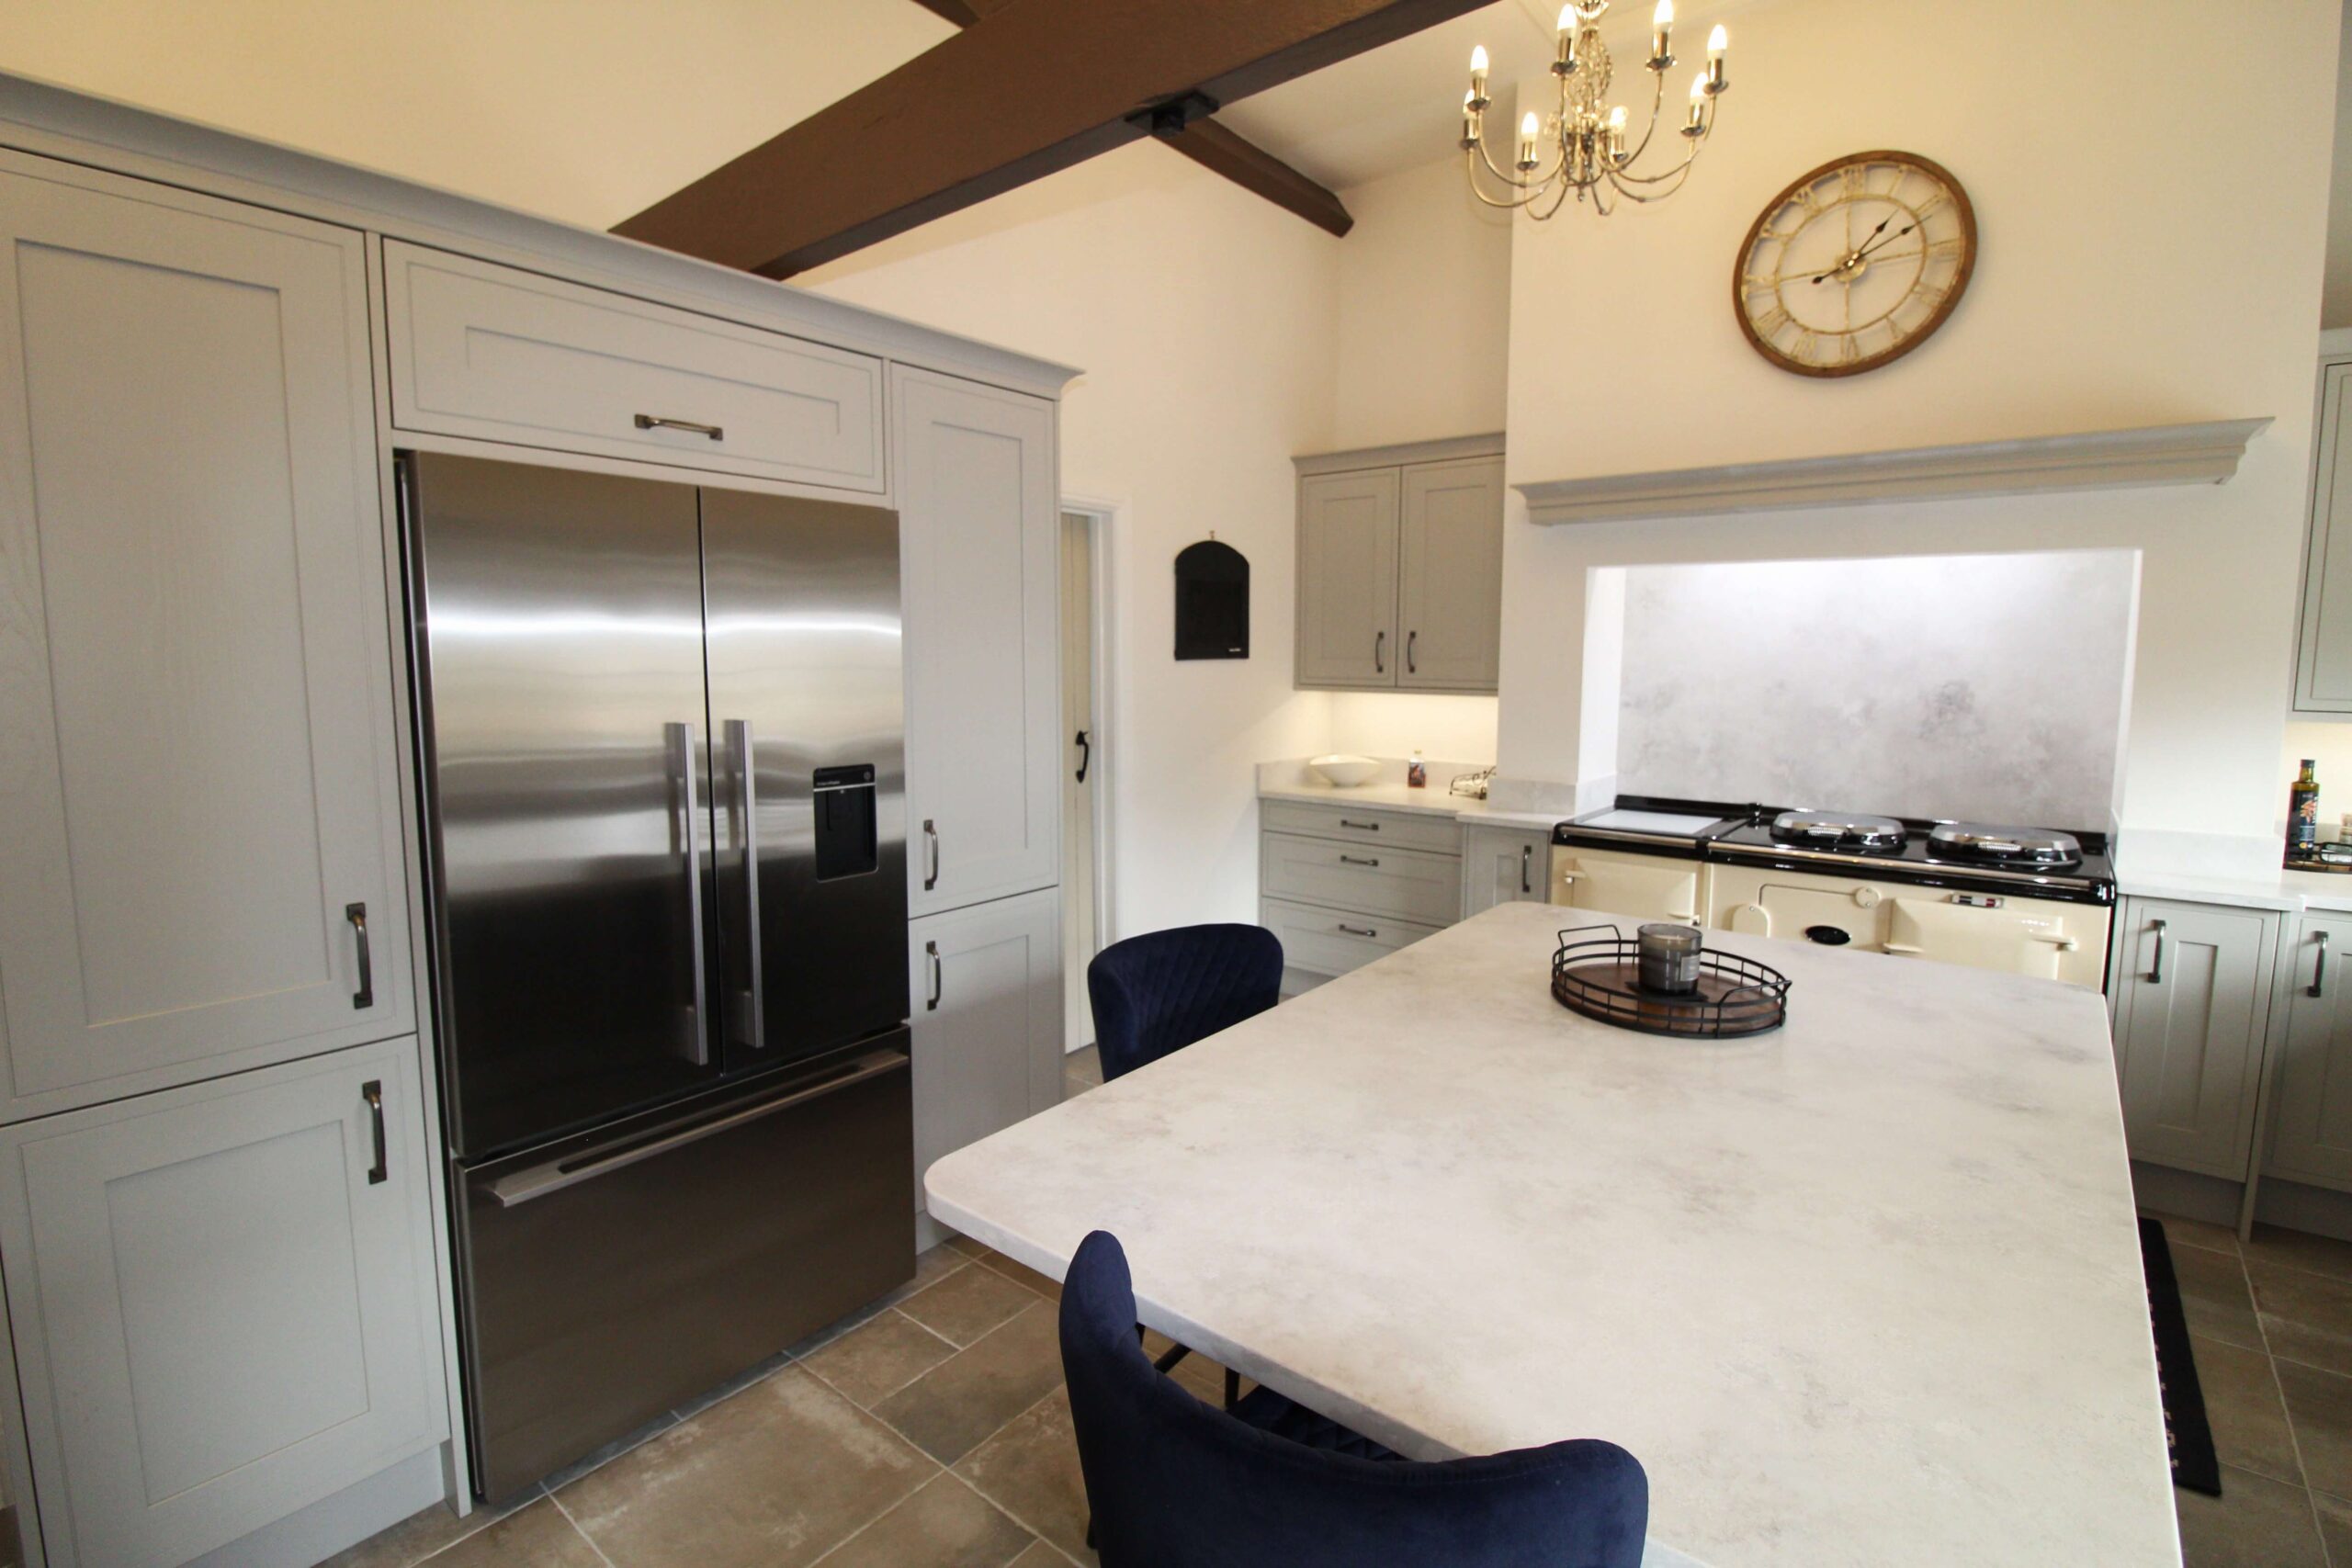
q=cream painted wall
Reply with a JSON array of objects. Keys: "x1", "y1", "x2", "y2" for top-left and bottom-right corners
[
  {"x1": 1498, "y1": 0, "x2": 2341, "y2": 875},
  {"x1": 802, "y1": 146, "x2": 1344, "y2": 934}
]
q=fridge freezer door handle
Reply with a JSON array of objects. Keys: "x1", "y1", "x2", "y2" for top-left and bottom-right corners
[
  {"x1": 725, "y1": 718, "x2": 765, "y2": 1050},
  {"x1": 485, "y1": 1048, "x2": 908, "y2": 1208},
  {"x1": 668, "y1": 721, "x2": 710, "y2": 1065}
]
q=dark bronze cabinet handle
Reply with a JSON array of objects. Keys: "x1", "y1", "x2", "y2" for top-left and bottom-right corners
[
  {"x1": 926, "y1": 941, "x2": 943, "y2": 1011},
  {"x1": 1374, "y1": 630, "x2": 1385, "y2": 673},
  {"x1": 363, "y1": 1079, "x2": 388, "y2": 1185},
  {"x1": 634, "y1": 413, "x2": 723, "y2": 441},
  {"x1": 1339, "y1": 854, "x2": 1380, "y2": 867},
  {"x1": 1075, "y1": 729, "x2": 1091, "y2": 784},
  {"x1": 1407, "y1": 629, "x2": 1417, "y2": 674},
  {"x1": 1521, "y1": 844, "x2": 1532, "y2": 895},
  {"x1": 1337, "y1": 923, "x2": 1377, "y2": 938},
  {"x1": 346, "y1": 902, "x2": 372, "y2": 1010},
  {"x1": 2314, "y1": 931, "x2": 2332, "y2": 998},
  {"x1": 1338, "y1": 818, "x2": 1379, "y2": 831},
  {"x1": 2147, "y1": 919, "x2": 2167, "y2": 984},
  {"x1": 923, "y1": 820, "x2": 940, "y2": 892}
]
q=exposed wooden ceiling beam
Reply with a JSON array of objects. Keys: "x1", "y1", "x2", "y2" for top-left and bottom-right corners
[{"x1": 615, "y1": 0, "x2": 1473, "y2": 276}]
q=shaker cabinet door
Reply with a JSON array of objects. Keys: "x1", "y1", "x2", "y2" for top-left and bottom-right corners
[
  {"x1": 0, "y1": 1040, "x2": 444, "y2": 1568},
  {"x1": 1295, "y1": 468, "x2": 1400, "y2": 688},
  {"x1": 896, "y1": 367, "x2": 1061, "y2": 918},
  {"x1": 2266, "y1": 913, "x2": 2352, "y2": 1190},
  {"x1": 0, "y1": 154, "x2": 410, "y2": 1116},
  {"x1": 1461, "y1": 827, "x2": 1551, "y2": 919},
  {"x1": 2110, "y1": 899, "x2": 2277, "y2": 1179},
  {"x1": 1396, "y1": 457, "x2": 1504, "y2": 693},
  {"x1": 2297, "y1": 363, "x2": 2352, "y2": 711},
  {"x1": 909, "y1": 889, "x2": 1063, "y2": 1213}
]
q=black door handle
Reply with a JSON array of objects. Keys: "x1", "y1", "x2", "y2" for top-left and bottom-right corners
[
  {"x1": 1075, "y1": 729, "x2": 1091, "y2": 784},
  {"x1": 363, "y1": 1080, "x2": 388, "y2": 1185}
]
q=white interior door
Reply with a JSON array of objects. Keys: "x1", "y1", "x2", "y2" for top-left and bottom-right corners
[{"x1": 1061, "y1": 512, "x2": 1100, "y2": 1050}]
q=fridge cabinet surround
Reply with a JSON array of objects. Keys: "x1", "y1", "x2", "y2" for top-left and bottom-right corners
[{"x1": 0, "y1": 69, "x2": 1075, "y2": 1568}]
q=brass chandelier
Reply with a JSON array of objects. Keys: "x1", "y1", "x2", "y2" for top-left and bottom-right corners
[{"x1": 1459, "y1": 1, "x2": 1729, "y2": 218}]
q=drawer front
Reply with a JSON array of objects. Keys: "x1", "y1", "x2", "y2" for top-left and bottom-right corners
[
  {"x1": 1262, "y1": 833, "x2": 1463, "y2": 926},
  {"x1": 1261, "y1": 799, "x2": 1463, "y2": 855},
  {"x1": 384, "y1": 242, "x2": 885, "y2": 491},
  {"x1": 1261, "y1": 897, "x2": 1442, "y2": 979}
]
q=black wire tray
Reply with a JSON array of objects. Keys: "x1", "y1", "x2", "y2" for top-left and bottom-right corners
[{"x1": 1550, "y1": 923, "x2": 1791, "y2": 1038}]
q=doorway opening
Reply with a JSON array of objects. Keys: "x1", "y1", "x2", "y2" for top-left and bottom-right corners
[{"x1": 1061, "y1": 501, "x2": 1116, "y2": 1056}]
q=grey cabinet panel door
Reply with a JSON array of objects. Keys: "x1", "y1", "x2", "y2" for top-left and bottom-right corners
[
  {"x1": 2298, "y1": 363, "x2": 2352, "y2": 711},
  {"x1": 1397, "y1": 457, "x2": 1504, "y2": 693},
  {"x1": 1461, "y1": 827, "x2": 1550, "y2": 918},
  {"x1": 0, "y1": 154, "x2": 410, "y2": 1117},
  {"x1": 910, "y1": 889, "x2": 1062, "y2": 1213},
  {"x1": 0, "y1": 1039, "x2": 442, "y2": 1568},
  {"x1": 2112, "y1": 898, "x2": 2277, "y2": 1179},
  {"x1": 2267, "y1": 913, "x2": 2352, "y2": 1189},
  {"x1": 1295, "y1": 468, "x2": 1400, "y2": 688},
  {"x1": 896, "y1": 367, "x2": 1061, "y2": 918}
]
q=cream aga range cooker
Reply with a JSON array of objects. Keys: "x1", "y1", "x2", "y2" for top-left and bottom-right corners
[{"x1": 1549, "y1": 798, "x2": 2116, "y2": 989}]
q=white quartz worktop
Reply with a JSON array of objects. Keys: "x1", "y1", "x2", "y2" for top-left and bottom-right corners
[
  {"x1": 928, "y1": 903, "x2": 2176, "y2": 1568},
  {"x1": 1258, "y1": 776, "x2": 1563, "y2": 830},
  {"x1": 2113, "y1": 863, "x2": 2352, "y2": 914}
]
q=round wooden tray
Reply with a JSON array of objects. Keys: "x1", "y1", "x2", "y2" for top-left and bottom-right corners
[{"x1": 1550, "y1": 928, "x2": 1790, "y2": 1038}]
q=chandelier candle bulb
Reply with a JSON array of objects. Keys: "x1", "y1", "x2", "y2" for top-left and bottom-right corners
[
  {"x1": 1706, "y1": 24, "x2": 1727, "y2": 91},
  {"x1": 1518, "y1": 110, "x2": 1542, "y2": 169},
  {"x1": 1468, "y1": 44, "x2": 1490, "y2": 108},
  {"x1": 1556, "y1": 5, "x2": 1577, "y2": 70},
  {"x1": 1652, "y1": 0, "x2": 1674, "y2": 67},
  {"x1": 1607, "y1": 104, "x2": 1629, "y2": 159},
  {"x1": 1686, "y1": 73, "x2": 1707, "y2": 133}
]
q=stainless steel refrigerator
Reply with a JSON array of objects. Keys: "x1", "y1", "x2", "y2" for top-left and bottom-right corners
[{"x1": 399, "y1": 452, "x2": 914, "y2": 1500}]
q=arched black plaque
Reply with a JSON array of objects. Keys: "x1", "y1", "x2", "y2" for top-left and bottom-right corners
[{"x1": 1173, "y1": 538, "x2": 1249, "y2": 660}]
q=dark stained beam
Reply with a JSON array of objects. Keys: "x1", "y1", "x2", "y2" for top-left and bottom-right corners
[
  {"x1": 1156, "y1": 118, "x2": 1352, "y2": 237},
  {"x1": 615, "y1": 0, "x2": 1472, "y2": 276},
  {"x1": 906, "y1": 0, "x2": 984, "y2": 26}
]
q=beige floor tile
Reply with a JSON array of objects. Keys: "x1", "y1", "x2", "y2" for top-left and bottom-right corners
[
  {"x1": 977, "y1": 1251, "x2": 1064, "y2": 1303},
  {"x1": 2252, "y1": 1261, "x2": 2352, "y2": 1375},
  {"x1": 318, "y1": 1490, "x2": 538, "y2": 1568},
  {"x1": 2312, "y1": 1488, "x2": 2352, "y2": 1559},
  {"x1": 2191, "y1": 1334, "x2": 2302, "y2": 1484},
  {"x1": 900, "y1": 1262, "x2": 1042, "y2": 1348},
  {"x1": 2278, "y1": 1359, "x2": 2352, "y2": 1495},
  {"x1": 809, "y1": 1473, "x2": 1034, "y2": 1568},
  {"x1": 2175, "y1": 1464, "x2": 2326, "y2": 1568},
  {"x1": 806, "y1": 1309, "x2": 960, "y2": 1407},
  {"x1": 2246, "y1": 1224, "x2": 2352, "y2": 1282},
  {"x1": 788, "y1": 1298, "x2": 895, "y2": 1359},
  {"x1": 560, "y1": 1366, "x2": 935, "y2": 1568},
  {"x1": 422, "y1": 1499, "x2": 605, "y2": 1568},
  {"x1": 875, "y1": 1304, "x2": 1068, "y2": 1464},
  {"x1": 538, "y1": 1411, "x2": 679, "y2": 1493},
  {"x1": 1008, "y1": 1544, "x2": 1071, "y2": 1568},
  {"x1": 674, "y1": 1350, "x2": 793, "y2": 1421},
  {"x1": 2173, "y1": 1244, "x2": 2264, "y2": 1351},
  {"x1": 953, "y1": 1388, "x2": 1098, "y2": 1567},
  {"x1": 947, "y1": 1233, "x2": 990, "y2": 1259},
  {"x1": 2155, "y1": 1213, "x2": 2244, "y2": 1258}
]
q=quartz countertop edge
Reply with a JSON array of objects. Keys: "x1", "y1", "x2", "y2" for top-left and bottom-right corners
[
  {"x1": 1259, "y1": 779, "x2": 1563, "y2": 830},
  {"x1": 2115, "y1": 864, "x2": 2352, "y2": 914}
]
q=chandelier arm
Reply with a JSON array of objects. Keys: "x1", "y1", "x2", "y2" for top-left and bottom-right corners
[
  {"x1": 1605, "y1": 129, "x2": 1709, "y2": 188},
  {"x1": 1464, "y1": 153, "x2": 1565, "y2": 209},
  {"x1": 1535, "y1": 176, "x2": 1577, "y2": 220},
  {"x1": 1473, "y1": 135, "x2": 1564, "y2": 190},
  {"x1": 1615, "y1": 68, "x2": 1669, "y2": 172},
  {"x1": 1603, "y1": 157, "x2": 1701, "y2": 202}
]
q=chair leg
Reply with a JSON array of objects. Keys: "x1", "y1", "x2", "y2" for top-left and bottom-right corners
[
  {"x1": 1139, "y1": 1322, "x2": 1190, "y2": 1373},
  {"x1": 1085, "y1": 1515, "x2": 1097, "y2": 1550},
  {"x1": 1224, "y1": 1365, "x2": 1240, "y2": 1411}
]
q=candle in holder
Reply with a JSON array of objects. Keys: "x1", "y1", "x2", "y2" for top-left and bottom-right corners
[{"x1": 1636, "y1": 923, "x2": 1702, "y2": 995}]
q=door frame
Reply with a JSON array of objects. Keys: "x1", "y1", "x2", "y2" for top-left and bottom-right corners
[{"x1": 1060, "y1": 494, "x2": 1121, "y2": 975}]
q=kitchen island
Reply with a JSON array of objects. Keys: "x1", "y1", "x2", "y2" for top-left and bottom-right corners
[{"x1": 926, "y1": 902, "x2": 2177, "y2": 1567}]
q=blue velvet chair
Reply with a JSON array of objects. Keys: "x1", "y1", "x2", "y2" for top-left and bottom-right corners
[
  {"x1": 1087, "y1": 923, "x2": 1283, "y2": 1082},
  {"x1": 1059, "y1": 1230, "x2": 1650, "y2": 1568}
]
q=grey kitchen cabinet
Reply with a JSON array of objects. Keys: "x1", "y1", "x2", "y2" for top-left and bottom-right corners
[
  {"x1": 1462, "y1": 825, "x2": 1554, "y2": 919},
  {"x1": 1396, "y1": 457, "x2": 1507, "y2": 691},
  {"x1": 0, "y1": 152, "x2": 413, "y2": 1120},
  {"x1": 1294, "y1": 468, "x2": 1399, "y2": 687},
  {"x1": 381, "y1": 241, "x2": 887, "y2": 493},
  {"x1": 2294, "y1": 352, "x2": 2352, "y2": 713},
  {"x1": 910, "y1": 887, "x2": 1063, "y2": 1217},
  {"x1": 2265, "y1": 911, "x2": 2352, "y2": 1190},
  {"x1": 1257, "y1": 799, "x2": 1461, "y2": 992},
  {"x1": 2109, "y1": 897, "x2": 2280, "y2": 1179},
  {"x1": 1293, "y1": 436, "x2": 1504, "y2": 695},
  {"x1": 0, "y1": 1038, "x2": 444, "y2": 1568},
  {"x1": 896, "y1": 366, "x2": 1063, "y2": 918}
]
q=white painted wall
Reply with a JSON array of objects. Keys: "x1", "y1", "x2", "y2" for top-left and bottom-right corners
[
  {"x1": 2326, "y1": 0, "x2": 2352, "y2": 328},
  {"x1": 802, "y1": 147, "x2": 1343, "y2": 935},
  {"x1": 1499, "y1": 0, "x2": 2341, "y2": 878}
]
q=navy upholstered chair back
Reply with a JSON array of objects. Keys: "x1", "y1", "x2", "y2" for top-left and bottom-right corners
[
  {"x1": 1086, "y1": 923, "x2": 1283, "y2": 1081},
  {"x1": 1058, "y1": 1230, "x2": 1650, "y2": 1568}
]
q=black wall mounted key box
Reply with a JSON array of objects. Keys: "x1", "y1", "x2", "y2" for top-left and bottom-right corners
[{"x1": 1173, "y1": 538, "x2": 1249, "y2": 660}]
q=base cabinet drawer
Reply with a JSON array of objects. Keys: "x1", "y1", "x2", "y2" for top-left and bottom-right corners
[
  {"x1": 0, "y1": 1039, "x2": 445, "y2": 1568},
  {"x1": 1260, "y1": 799, "x2": 1463, "y2": 856},
  {"x1": 384, "y1": 241, "x2": 886, "y2": 491},
  {"x1": 1261, "y1": 897, "x2": 1443, "y2": 982},
  {"x1": 1261, "y1": 833, "x2": 1462, "y2": 927}
]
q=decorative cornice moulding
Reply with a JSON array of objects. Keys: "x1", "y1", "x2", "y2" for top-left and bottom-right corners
[{"x1": 1514, "y1": 417, "x2": 2272, "y2": 525}]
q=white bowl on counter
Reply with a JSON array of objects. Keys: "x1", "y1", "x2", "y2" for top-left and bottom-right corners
[{"x1": 1307, "y1": 754, "x2": 1382, "y2": 788}]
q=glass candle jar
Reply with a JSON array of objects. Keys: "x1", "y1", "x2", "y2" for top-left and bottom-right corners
[{"x1": 1636, "y1": 922, "x2": 1703, "y2": 994}]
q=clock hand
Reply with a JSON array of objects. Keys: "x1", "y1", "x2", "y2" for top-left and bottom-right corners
[
  {"x1": 1810, "y1": 213, "x2": 1898, "y2": 284},
  {"x1": 1852, "y1": 220, "x2": 1917, "y2": 262}
]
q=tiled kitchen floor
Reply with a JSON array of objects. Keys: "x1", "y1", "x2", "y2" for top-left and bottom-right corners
[
  {"x1": 2152, "y1": 1211, "x2": 2352, "y2": 1566},
  {"x1": 331, "y1": 1047, "x2": 1152, "y2": 1568}
]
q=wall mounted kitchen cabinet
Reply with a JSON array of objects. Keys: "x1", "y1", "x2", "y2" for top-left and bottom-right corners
[
  {"x1": 2264, "y1": 911, "x2": 2352, "y2": 1190},
  {"x1": 909, "y1": 888, "x2": 1062, "y2": 1226},
  {"x1": 2294, "y1": 340, "x2": 2352, "y2": 713},
  {"x1": 1461, "y1": 826, "x2": 1554, "y2": 919},
  {"x1": 2109, "y1": 897, "x2": 2279, "y2": 1179},
  {"x1": 0, "y1": 1039, "x2": 444, "y2": 1568},
  {"x1": 1294, "y1": 436, "x2": 1504, "y2": 694},
  {"x1": 0, "y1": 152, "x2": 412, "y2": 1120},
  {"x1": 897, "y1": 367, "x2": 1062, "y2": 918}
]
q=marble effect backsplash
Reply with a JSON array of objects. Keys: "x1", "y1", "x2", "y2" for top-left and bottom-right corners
[{"x1": 1614, "y1": 550, "x2": 2135, "y2": 829}]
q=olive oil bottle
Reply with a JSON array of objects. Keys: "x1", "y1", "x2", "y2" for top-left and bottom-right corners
[{"x1": 2291, "y1": 758, "x2": 2322, "y2": 852}]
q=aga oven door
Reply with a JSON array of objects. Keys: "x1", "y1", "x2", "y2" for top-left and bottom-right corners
[{"x1": 1883, "y1": 893, "x2": 2104, "y2": 987}]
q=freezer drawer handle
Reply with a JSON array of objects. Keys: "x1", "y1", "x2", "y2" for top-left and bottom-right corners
[
  {"x1": 726, "y1": 719, "x2": 766, "y2": 1050},
  {"x1": 363, "y1": 1079, "x2": 388, "y2": 1185},
  {"x1": 668, "y1": 721, "x2": 710, "y2": 1064},
  {"x1": 2147, "y1": 918, "x2": 2167, "y2": 984},
  {"x1": 345, "y1": 902, "x2": 372, "y2": 1010},
  {"x1": 2314, "y1": 931, "x2": 2332, "y2": 998},
  {"x1": 1339, "y1": 854, "x2": 1380, "y2": 867},
  {"x1": 634, "y1": 413, "x2": 724, "y2": 441},
  {"x1": 926, "y1": 941, "x2": 943, "y2": 1011},
  {"x1": 487, "y1": 1049, "x2": 908, "y2": 1209},
  {"x1": 923, "y1": 819, "x2": 940, "y2": 891}
]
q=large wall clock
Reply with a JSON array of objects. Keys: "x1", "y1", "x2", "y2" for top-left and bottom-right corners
[{"x1": 1734, "y1": 151, "x2": 1976, "y2": 378}]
